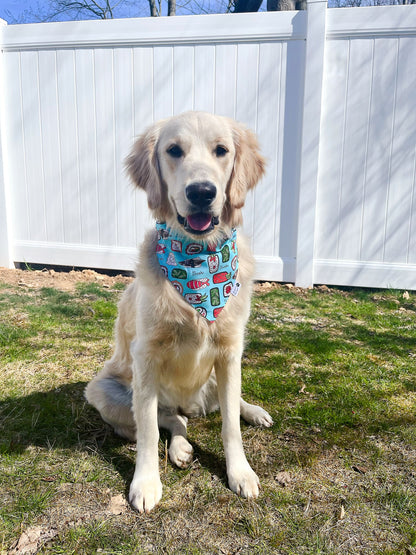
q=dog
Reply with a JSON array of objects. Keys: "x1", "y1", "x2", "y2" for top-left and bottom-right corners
[{"x1": 85, "y1": 111, "x2": 273, "y2": 513}]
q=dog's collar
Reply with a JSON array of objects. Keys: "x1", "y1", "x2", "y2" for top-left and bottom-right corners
[{"x1": 155, "y1": 222, "x2": 239, "y2": 322}]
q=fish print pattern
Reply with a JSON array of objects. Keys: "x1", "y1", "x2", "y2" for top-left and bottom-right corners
[{"x1": 155, "y1": 222, "x2": 239, "y2": 322}]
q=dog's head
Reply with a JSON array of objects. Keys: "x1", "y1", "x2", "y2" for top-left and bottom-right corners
[{"x1": 126, "y1": 111, "x2": 265, "y2": 240}]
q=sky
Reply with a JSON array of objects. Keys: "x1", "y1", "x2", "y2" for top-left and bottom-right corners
[
  {"x1": 0, "y1": 0, "x2": 153, "y2": 23},
  {"x1": 0, "y1": 0, "x2": 257, "y2": 24}
]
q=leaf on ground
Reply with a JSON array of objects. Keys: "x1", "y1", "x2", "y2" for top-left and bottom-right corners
[
  {"x1": 41, "y1": 475, "x2": 57, "y2": 482},
  {"x1": 9, "y1": 526, "x2": 58, "y2": 554},
  {"x1": 352, "y1": 465, "x2": 367, "y2": 475},
  {"x1": 108, "y1": 493, "x2": 128, "y2": 515},
  {"x1": 275, "y1": 471, "x2": 291, "y2": 487}
]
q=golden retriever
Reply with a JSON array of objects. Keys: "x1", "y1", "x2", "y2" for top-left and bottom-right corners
[{"x1": 85, "y1": 111, "x2": 273, "y2": 513}]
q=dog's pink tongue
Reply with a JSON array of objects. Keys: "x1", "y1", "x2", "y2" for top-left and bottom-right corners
[{"x1": 187, "y1": 213, "x2": 212, "y2": 232}]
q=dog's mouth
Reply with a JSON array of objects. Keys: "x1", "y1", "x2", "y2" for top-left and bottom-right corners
[{"x1": 177, "y1": 212, "x2": 219, "y2": 235}]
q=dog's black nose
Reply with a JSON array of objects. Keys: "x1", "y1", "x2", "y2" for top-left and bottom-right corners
[{"x1": 185, "y1": 182, "x2": 217, "y2": 208}]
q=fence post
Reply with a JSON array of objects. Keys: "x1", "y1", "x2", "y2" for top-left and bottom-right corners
[
  {"x1": 0, "y1": 18, "x2": 13, "y2": 268},
  {"x1": 295, "y1": 0, "x2": 327, "y2": 287}
]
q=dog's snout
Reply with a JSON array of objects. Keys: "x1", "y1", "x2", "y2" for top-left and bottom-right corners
[{"x1": 185, "y1": 182, "x2": 217, "y2": 208}]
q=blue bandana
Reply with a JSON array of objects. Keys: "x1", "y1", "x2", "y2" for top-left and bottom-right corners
[{"x1": 155, "y1": 222, "x2": 239, "y2": 322}]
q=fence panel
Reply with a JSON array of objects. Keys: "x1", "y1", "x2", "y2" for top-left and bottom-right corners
[
  {"x1": 0, "y1": 12, "x2": 305, "y2": 280},
  {"x1": 1, "y1": 5, "x2": 415, "y2": 290},
  {"x1": 315, "y1": 6, "x2": 416, "y2": 289}
]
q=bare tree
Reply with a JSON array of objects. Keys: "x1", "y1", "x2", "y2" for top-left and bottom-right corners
[
  {"x1": 231, "y1": 0, "x2": 306, "y2": 12},
  {"x1": 4, "y1": 0, "x2": 413, "y2": 25},
  {"x1": 49, "y1": 0, "x2": 123, "y2": 19},
  {"x1": 331, "y1": 0, "x2": 414, "y2": 5},
  {"x1": 146, "y1": 0, "x2": 176, "y2": 15},
  {"x1": 7, "y1": 0, "x2": 144, "y2": 22},
  {"x1": 168, "y1": 0, "x2": 177, "y2": 14},
  {"x1": 233, "y1": 0, "x2": 263, "y2": 11},
  {"x1": 267, "y1": 0, "x2": 306, "y2": 9},
  {"x1": 147, "y1": 0, "x2": 159, "y2": 15},
  {"x1": 50, "y1": 0, "x2": 175, "y2": 18}
]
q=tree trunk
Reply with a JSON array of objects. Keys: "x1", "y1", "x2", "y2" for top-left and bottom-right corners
[
  {"x1": 148, "y1": 0, "x2": 158, "y2": 16},
  {"x1": 267, "y1": 0, "x2": 306, "y2": 9},
  {"x1": 168, "y1": 0, "x2": 176, "y2": 15},
  {"x1": 233, "y1": 0, "x2": 263, "y2": 12}
]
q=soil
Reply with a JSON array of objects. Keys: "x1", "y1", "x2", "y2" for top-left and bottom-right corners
[
  {"x1": 0, "y1": 266, "x2": 283, "y2": 293},
  {"x1": 0, "y1": 267, "x2": 134, "y2": 292}
]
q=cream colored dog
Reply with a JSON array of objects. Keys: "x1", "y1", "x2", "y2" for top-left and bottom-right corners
[{"x1": 85, "y1": 111, "x2": 273, "y2": 513}]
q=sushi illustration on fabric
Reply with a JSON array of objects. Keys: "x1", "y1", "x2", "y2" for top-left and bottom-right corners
[{"x1": 155, "y1": 222, "x2": 239, "y2": 322}]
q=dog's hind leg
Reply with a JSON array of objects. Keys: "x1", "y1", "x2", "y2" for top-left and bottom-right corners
[
  {"x1": 85, "y1": 282, "x2": 138, "y2": 440},
  {"x1": 240, "y1": 398, "x2": 273, "y2": 428},
  {"x1": 85, "y1": 370, "x2": 136, "y2": 441},
  {"x1": 158, "y1": 410, "x2": 194, "y2": 469},
  {"x1": 85, "y1": 360, "x2": 136, "y2": 441}
]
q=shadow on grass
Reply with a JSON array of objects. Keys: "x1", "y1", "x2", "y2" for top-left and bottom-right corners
[
  {"x1": 1, "y1": 371, "x2": 415, "y2": 494},
  {"x1": 0, "y1": 381, "x2": 228, "y2": 488}
]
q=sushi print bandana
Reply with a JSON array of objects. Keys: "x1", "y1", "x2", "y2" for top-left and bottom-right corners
[{"x1": 155, "y1": 222, "x2": 240, "y2": 322}]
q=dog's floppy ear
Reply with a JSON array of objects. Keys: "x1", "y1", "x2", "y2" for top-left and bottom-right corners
[
  {"x1": 126, "y1": 122, "x2": 171, "y2": 221},
  {"x1": 228, "y1": 121, "x2": 266, "y2": 210}
]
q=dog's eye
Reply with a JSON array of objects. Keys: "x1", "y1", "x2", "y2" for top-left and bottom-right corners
[
  {"x1": 167, "y1": 144, "x2": 183, "y2": 158},
  {"x1": 215, "y1": 145, "x2": 228, "y2": 157}
]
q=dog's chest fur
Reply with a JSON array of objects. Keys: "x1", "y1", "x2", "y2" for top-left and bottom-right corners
[
  {"x1": 134, "y1": 229, "x2": 253, "y2": 407},
  {"x1": 140, "y1": 298, "x2": 224, "y2": 393}
]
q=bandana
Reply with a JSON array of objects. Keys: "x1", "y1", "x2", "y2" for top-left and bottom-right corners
[{"x1": 155, "y1": 222, "x2": 240, "y2": 322}]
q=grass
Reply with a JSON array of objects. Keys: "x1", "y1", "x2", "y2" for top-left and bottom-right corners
[{"x1": 0, "y1": 276, "x2": 415, "y2": 554}]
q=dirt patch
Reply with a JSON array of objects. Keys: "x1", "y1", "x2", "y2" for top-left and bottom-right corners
[
  {"x1": 0, "y1": 267, "x2": 134, "y2": 292},
  {"x1": 0, "y1": 267, "x2": 287, "y2": 294}
]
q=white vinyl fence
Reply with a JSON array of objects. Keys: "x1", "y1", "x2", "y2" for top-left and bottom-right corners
[{"x1": 0, "y1": 2, "x2": 415, "y2": 290}]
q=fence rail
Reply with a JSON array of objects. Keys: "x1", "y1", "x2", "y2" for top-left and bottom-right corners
[{"x1": 1, "y1": 3, "x2": 415, "y2": 290}]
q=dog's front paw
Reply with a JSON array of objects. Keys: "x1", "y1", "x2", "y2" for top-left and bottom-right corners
[
  {"x1": 242, "y1": 404, "x2": 274, "y2": 428},
  {"x1": 250, "y1": 406, "x2": 274, "y2": 427},
  {"x1": 169, "y1": 436, "x2": 194, "y2": 468},
  {"x1": 129, "y1": 474, "x2": 162, "y2": 513},
  {"x1": 227, "y1": 464, "x2": 260, "y2": 499}
]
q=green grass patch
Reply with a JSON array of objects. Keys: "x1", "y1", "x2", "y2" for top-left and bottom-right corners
[{"x1": 1, "y1": 277, "x2": 415, "y2": 554}]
